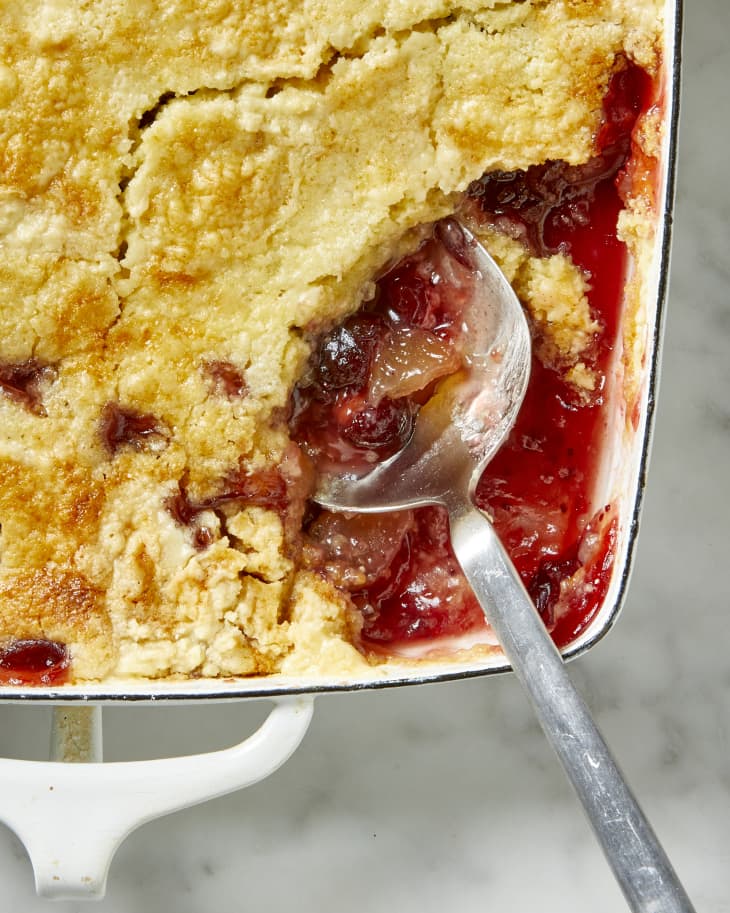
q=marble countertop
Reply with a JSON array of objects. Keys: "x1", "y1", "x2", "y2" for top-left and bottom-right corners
[{"x1": 0, "y1": 2, "x2": 727, "y2": 910}]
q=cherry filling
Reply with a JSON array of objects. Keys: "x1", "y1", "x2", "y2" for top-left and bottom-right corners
[
  {"x1": 202, "y1": 360, "x2": 248, "y2": 398},
  {"x1": 100, "y1": 402, "x2": 169, "y2": 454},
  {"x1": 291, "y1": 235, "x2": 470, "y2": 473},
  {"x1": 467, "y1": 61, "x2": 654, "y2": 261},
  {"x1": 0, "y1": 639, "x2": 70, "y2": 685},
  {"x1": 167, "y1": 466, "x2": 290, "y2": 550},
  {"x1": 291, "y1": 60, "x2": 657, "y2": 654},
  {"x1": 0, "y1": 359, "x2": 57, "y2": 415}
]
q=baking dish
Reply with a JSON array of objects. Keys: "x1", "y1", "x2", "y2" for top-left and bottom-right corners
[{"x1": 0, "y1": 1, "x2": 682, "y2": 900}]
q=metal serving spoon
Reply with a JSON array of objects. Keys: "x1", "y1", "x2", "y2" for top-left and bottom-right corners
[{"x1": 315, "y1": 219, "x2": 695, "y2": 913}]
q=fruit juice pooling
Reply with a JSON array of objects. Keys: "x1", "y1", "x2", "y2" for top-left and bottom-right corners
[{"x1": 292, "y1": 61, "x2": 656, "y2": 653}]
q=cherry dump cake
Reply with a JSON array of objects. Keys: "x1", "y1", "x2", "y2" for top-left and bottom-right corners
[{"x1": 0, "y1": 1, "x2": 665, "y2": 684}]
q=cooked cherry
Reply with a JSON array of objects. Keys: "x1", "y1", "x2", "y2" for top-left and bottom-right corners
[
  {"x1": 166, "y1": 483, "x2": 198, "y2": 527},
  {"x1": 528, "y1": 550, "x2": 582, "y2": 626},
  {"x1": 201, "y1": 467, "x2": 289, "y2": 513},
  {"x1": 166, "y1": 484, "x2": 215, "y2": 551},
  {"x1": 377, "y1": 259, "x2": 444, "y2": 330},
  {"x1": 342, "y1": 398, "x2": 414, "y2": 452},
  {"x1": 100, "y1": 402, "x2": 167, "y2": 454},
  {"x1": 203, "y1": 360, "x2": 248, "y2": 398},
  {"x1": 0, "y1": 639, "x2": 70, "y2": 685},
  {"x1": 315, "y1": 317, "x2": 383, "y2": 392},
  {"x1": 167, "y1": 467, "x2": 290, "y2": 548},
  {"x1": 0, "y1": 359, "x2": 57, "y2": 415}
]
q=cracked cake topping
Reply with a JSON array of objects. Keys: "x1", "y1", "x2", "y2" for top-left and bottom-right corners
[{"x1": 0, "y1": 1, "x2": 664, "y2": 683}]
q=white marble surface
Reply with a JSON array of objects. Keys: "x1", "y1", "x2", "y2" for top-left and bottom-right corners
[{"x1": 1, "y1": 2, "x2": 728, "y2": 910}]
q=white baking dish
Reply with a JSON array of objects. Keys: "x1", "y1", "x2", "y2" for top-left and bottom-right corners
[{"x1": 0, "y1": 2, "x2": 682, "y2": 900}]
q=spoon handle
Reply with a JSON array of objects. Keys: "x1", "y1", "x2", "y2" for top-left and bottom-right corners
[{"x1": 448, "y1": 502, "x2": 695, "y2": 913}]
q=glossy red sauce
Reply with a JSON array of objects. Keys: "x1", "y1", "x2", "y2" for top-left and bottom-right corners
[
  {"x1": 0, "y1": 639, "x2": 70, "y2": 686},
  {"x1": 299, "y1": 61, "x2": 656, "y2": 653},
  {"x1": 474, "y1": 61, "x2": 653, "y2": 645},
  {"x1": 294, "y1": 62, "x2": 655, "y2": 652}
]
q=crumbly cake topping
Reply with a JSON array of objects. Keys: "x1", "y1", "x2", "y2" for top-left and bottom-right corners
[{"x1": 0, "y1": 0, "x2": 663, "y2": 681}]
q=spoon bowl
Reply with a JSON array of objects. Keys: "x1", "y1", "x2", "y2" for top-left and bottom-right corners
[
  {"x1": 315, "y1": 218, "x2": 531, "y2": 513},
  {"x1": 314, "y1": 219, "x2": 695, "y2": 913}
]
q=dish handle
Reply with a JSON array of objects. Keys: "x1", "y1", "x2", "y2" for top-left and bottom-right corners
[{"x1": 0, "y1": 696, "x2": 314, "y2": 901}]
